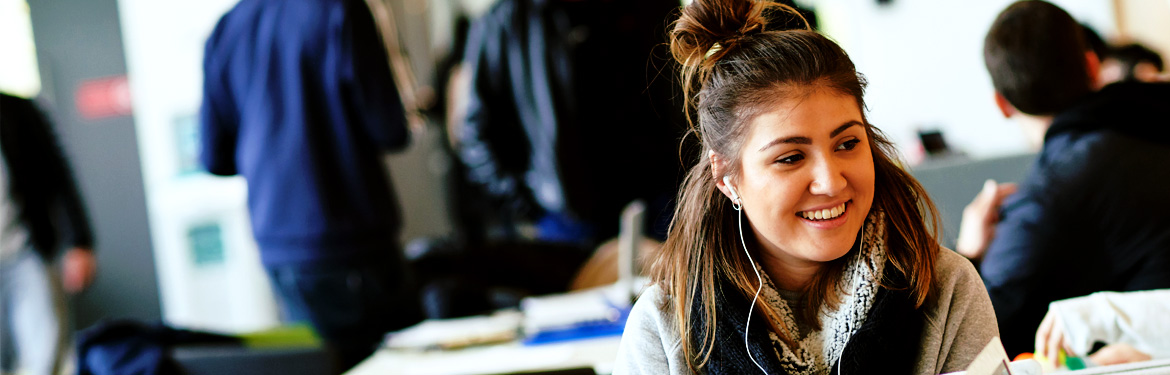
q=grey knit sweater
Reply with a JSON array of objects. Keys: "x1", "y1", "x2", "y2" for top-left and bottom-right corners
[{"x1": 613, "y1": 249, "x2": 999, "y2": 375}]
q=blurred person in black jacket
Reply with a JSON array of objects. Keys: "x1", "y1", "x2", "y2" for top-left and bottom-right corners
[
  {"x1": 959, "y1": 0, "x2": 1170, "y2": 357},
  {"x1": 0, "y1": 92, "x2": 97, "y2": 375},
  {"x1": 458, "y1": 0, "x2": 686, "y2": 249}
]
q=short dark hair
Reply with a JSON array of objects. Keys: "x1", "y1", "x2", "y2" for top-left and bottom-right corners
[{"x1": 984, "y1": 1, "x2": 1093, "y2": 116}]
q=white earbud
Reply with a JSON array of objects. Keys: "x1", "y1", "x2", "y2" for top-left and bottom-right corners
[{"x1": 723, "y1": 175, "x2": 741, "y2": 205}]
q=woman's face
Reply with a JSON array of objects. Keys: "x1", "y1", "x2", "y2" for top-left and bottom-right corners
[{"x1": 731, "y1": 90, "x2": 875, "y2": 269}]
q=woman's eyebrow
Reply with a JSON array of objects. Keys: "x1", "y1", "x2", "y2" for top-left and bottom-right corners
[
  {"x1": 758, "y1": 136, "x2": 811, "y2": 152},
  {"x1": 830, "y1": 121, "x2": 863, "y2": 138},
  {"x1": 757, "y1": 120, "x2": 864, "y2": 152}
]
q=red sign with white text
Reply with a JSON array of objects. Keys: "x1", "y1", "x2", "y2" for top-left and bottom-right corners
[{"x1": 75, "y1": 75, "x2": 132, "y2": 120}]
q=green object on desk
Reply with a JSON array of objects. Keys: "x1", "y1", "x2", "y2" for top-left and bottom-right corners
[
  {"x1": 238, "y1": 324, "x2": 321, "y2": 349},
  {"x1": 1066, "y1": 356, "x2": 1087, "y2": 371}
]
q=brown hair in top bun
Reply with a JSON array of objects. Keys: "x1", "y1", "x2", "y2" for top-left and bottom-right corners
[{"x1": 670, "y1": 0, "x2": 809, "y2": 130}]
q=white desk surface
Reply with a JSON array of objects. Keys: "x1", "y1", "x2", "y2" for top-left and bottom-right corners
[{"x1": 345, "y1": 336, "x2": 622, "y2": 375}]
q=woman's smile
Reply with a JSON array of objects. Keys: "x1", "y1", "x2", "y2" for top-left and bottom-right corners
[{"x1": 797, "y1": 200, "x2": 851, "y2": 229}]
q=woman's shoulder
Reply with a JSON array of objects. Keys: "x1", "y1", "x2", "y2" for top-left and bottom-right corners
[
  {"x1": 626, "y1": 284, "x2": 684, "y2": 347},
  {"x1": 933, "y1": 247, "x2": 982, "y2": 290},
  {"x1": 925, "y1": 247, "x2": 994, "y2": 315},
  {"x1": 616, "y1": 283, "x2": 689, "y2": 374},
  {"x1": 916, "y1": 247, "x2": 1000, "y2": 374},
  {"x1": 630, "y1": 284, "x2": 673, "y2": 326},
  {"x1": 925, "y1": 247, "x2": 997, "y2": 329}
]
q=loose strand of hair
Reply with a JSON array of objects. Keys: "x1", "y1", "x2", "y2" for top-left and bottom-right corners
[{"x1": 870, "y1": 128, "x2": 941, "y2": 307}]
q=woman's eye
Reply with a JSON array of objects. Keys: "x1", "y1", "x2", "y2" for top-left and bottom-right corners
[
  {"x1": 777, "y1": 153, "x2": 804, "y2": 164},
  {"x1": 837, "y1": 139, "x2": 861, "y2": 151}
]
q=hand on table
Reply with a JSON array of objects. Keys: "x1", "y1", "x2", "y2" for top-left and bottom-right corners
[
  {"x1": 1033, "y1": 308, "x2": 1151, "y2": 369},
  {"x1": 1035, "y1": 308, "x2": 1076, "y2": 369}
]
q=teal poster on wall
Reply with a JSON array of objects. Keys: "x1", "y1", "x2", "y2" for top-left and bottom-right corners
[{"x1": 188, "y1": 222, "x2": 225, "y2": 267}]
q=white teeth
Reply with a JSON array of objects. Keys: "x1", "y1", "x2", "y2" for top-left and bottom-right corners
[{"x1": 802, "y1": 203, "x2": 847, "y2": 221}]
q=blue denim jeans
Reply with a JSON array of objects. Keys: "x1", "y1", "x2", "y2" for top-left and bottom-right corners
[{"x1": 264, "y1": 254, "x2": 418, "y2": 372}]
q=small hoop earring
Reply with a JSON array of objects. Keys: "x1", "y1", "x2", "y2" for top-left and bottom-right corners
[{"x1": 732, "y1": 200, "x2": 742, "y2": 211}]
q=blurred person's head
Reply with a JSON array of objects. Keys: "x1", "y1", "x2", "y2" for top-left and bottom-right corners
[
  {"x1": 657, "y1": 0, "x2": 940, "y2": 368},
  {"x1": 1100, "y1": 43, "x2": 1165, "y2": 85},
  {"x1": 984, "y1": 0, "x2": 1099, "y2": 149}
]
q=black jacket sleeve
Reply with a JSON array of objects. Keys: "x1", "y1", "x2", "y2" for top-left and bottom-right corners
[
  {"x1": 0, "y1": 93, "x2": 95, "y2": 258},
  {"x1": 457, "y1": 7, "x2": 537, "y2": 218}
]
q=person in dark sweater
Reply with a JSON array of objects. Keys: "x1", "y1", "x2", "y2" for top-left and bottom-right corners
[
  {"x1": 1, "y1": 92, "x2": 96, "y2": 375},
  {"x1": 959, "y1": 0, "x2": 1170, "y2": 358},
  {"x1": 199, "y1": 0, "x2": 418, "y2": 370}
]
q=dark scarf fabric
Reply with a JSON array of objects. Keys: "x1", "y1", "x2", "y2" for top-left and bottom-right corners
[{"x1": 691, "y1": 264, "x2": 925, "y2": 375}]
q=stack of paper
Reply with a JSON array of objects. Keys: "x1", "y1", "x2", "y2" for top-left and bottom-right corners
[
  {"x1": 520, "y1": 283, "x2": 636, "y2": 345},
  {"x1": 383, "y1": 310, "x2": 523, "y2": 350}
]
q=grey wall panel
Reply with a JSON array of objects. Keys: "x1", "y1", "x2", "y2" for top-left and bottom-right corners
[
  {"x1": 28, "y1": 0, "x2": 162, "y2": 329},
  {"x1": 911, "y1": 153, "x2": 1037, "y2": 250}
]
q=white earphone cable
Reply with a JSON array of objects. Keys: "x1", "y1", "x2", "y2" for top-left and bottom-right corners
[
  {"x1": 735, "y1": 202, "x2": 768, "y2": 375},
  {"x1": 735, "y1": 197, "x2": 865, "y2": 375}
]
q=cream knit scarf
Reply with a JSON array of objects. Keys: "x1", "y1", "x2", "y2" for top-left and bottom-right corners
[{"x1": 756, "y1": 211, "x2": 887, "y2": 375}]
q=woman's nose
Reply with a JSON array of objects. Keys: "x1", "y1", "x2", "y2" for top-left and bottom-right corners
[{"x1": 809, "y1": 157, "x2": 846, "y2": 196}]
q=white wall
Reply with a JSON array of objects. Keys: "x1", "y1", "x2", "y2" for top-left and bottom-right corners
[
  {"x1": 1116, "y1": 0, "x2": 1170, "y2": 60},
  {"x1": 117, "y1": 0, "x2": 280, "y2": 333},
  {"x1": 0, "y1": 0, "x2": 41, "y2": 97},
  {"x1": 816, "y1": 0, "x2": 1116, "y2": 159}
]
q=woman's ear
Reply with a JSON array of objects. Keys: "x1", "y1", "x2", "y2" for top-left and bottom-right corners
[{"x1": 709, "y1": 150, "x2": 738, "y2": 203}]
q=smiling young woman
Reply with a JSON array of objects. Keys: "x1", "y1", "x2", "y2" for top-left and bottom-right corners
[
  {"x1": 721, "y1": 91, "x2": 875, "y2": 284},
  {"x1": 612, "y1": 1, "x2": 999, "y2": 374}
]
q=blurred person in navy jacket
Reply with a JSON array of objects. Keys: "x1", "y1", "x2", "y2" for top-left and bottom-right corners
[
  {"x1": 958, "y1": 0, "x2": 1170, "y2": 357},
  {"x1": 1, "y1": 92, "x2": 96, "y2": 375},
  {"x1": 200, "y1": 0, "x2": 418, "y2": 370}
]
